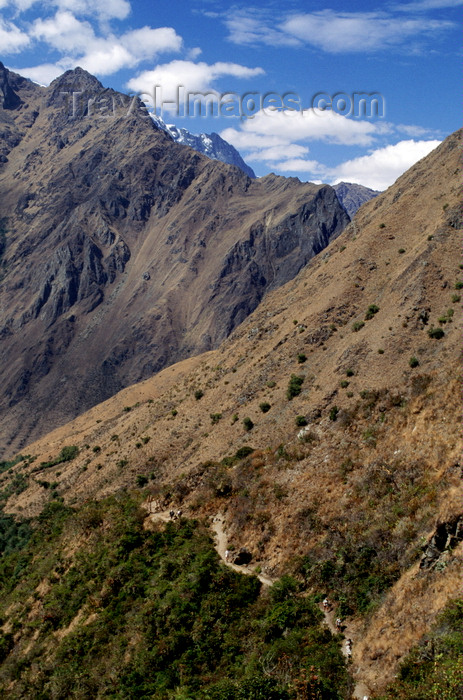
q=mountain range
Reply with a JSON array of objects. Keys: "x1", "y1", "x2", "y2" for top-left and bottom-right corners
[
  {"x1": 0, "y1": 63, "x2": 349, "y2": 456},
  {"x1": 2, "y1": 124, "x2": 461, "y2": 697},
  {"x1": 152, "y1": 115, "x2": 256, "y2": 179}
]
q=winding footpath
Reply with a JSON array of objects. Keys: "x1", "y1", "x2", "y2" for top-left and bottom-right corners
[{"x1": 145, "y1": 504, "x2": 371, "y2": 699}]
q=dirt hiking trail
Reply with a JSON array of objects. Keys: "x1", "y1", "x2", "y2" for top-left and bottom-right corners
[{"x1": 145, "y1": 504, "x2": 371, "y2": 699}]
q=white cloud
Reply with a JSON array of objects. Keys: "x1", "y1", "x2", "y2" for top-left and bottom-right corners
[
  {"x1": 223, "y1": 7, "x2": 455, "y2": 53},
  {"x1": 247, "y1": 143, "x2": 310, "y2": 162},
  {"x1": 224, "y1": 8, "x2": 301, "y2": 47},
  {"x1": 26, "y1": 10, "x2": 184, "y2": 79},
  {"x1": 0, "y1": 18, "x2": 30, "y2": 53},
  {"x1": 32, "y1": 11, "x2": 95, "y2": 53},
  {"x1": 269, "y1": 158, "x2": 322, "y2": 173},
  {"x1": 121, "y1": 26, "x2": 183, "y2": 61},
  {"x1": 14, "y1": 62, "x2": 65, "y2": 84},
  {"x1": 228, "y1": 108, "x2": 385, "y2": 148},
  {"x1": 6, "y1": 0, "x2": 131, "y2": 20},
  {"x1": 328, "y1": 139, "x2": 441, "y2": 190},
  {"x1": 281, "y1": 10, "x2": 454, "y2": 53},
  {"x1": 395, "y1": 0, "x2": 462, "y2": 10},
  {"x1": 127, "y1": 60, "x2": 264, "y2": 109}
]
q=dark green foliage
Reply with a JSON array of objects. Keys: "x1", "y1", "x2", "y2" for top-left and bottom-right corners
[
  {"x1": 352, "y1": 321, "x2": 364, "y2": 332},
  {"x1": 451, "y1": 293, "x2": 461, "y2": 303},
  {"x1": 0, "y1": 508, "x2": 31, "y2": 558},
  {"x1": 38, "y1": 445, "x2": 79, "y2": 470},
  {"x1": 329, "y1": 406, "x2": 339, "y2": 421},
  {"x1": 340, "y1": 380, "x2": 349, "y2": 388},
  {"x1": 365, "y1": 304, "x2": 380, "y2": 320},
  {"x1": 0, "y1": 455, "x2": 29, "y2": 475},
  {"x1": 345, "y1": 369, "x2": 354, "y2": 377},
  {"x1": 136, "y1": 475, "x2": 148, "y2": 487},
  {"x1": 235, "y1": 446, "x2": 255, "y2": 460},
  {"x1": 194, "y1": 389, "x2": 204, "y2": 400},
  {"x1": 377, "y1": 599, "x2": 463, "y2": 699},
  {"x1": 0, "y1": 494, "x2": 349, "y2": 699},
  {"x1": 398, "y1": 248, "x2": 406, "y2": 254},
  {"x1": 427, "y1": 327, "x2": 445, "y2": 339},
  {"x1": 454, "y1": 280, "x2": 463, "y2": 290},
  {"x1": 295, "y1": 416, "x2": 308, "y2": 427},
  {"x1": 259, "y1": 402, "x2": 271, "y2": 413},
  {"x1": 297, "y1": 353, "x2": 307, "y2": 364},
  {"x1": 286, "y1": 374, "x2": 304, "y2": 400},
  {"x1": 210, "y1": 413, "x2": 222, "y2": 424},
  {"x1": 409, "y1": 357, "x2": 419, "y2": 368},
  {"x1": 243, "y1": 417, "x2": 254, "y2": 431}
]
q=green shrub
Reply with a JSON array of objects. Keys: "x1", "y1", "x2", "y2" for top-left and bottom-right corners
[
  {"x1": 235, "y1": 446, "x2": 254, "y2": 460},
  {"x1": 398, "y1": 248, "x2": 405, "y2": 254},
  {"x1": 242, "y1": 417, "x2": 254, "y2": 431},
  {"x1": 92, "y1": 446, "x2": 101, "y2": 453},
  {"x1": 39, "y1": 445, "x2": 79, "y2": 470},
  {"x1": 297, "y1": 353, "x2": 307, "y2": 364},
  {"x1": 136, "y1": 475, "x2": 148, "y2": 487},
  {"x1": 455, "y1": 281, "x2": 463, "y2": 290},
  {"x1": 171, "y1": 409, "x2": 178, "y2": 417},
  {"x1": 352, "y1": 321, "x2": 365, "y2": 332},
  {"x1": 210, "y1": 413, "x2": 222, "y2": 424},
  {"x1": 194, "y1": 389, "x2": 204, "y2": 400},
  {"x1": 409, "y1": 357, "x2": 419, "y2": 368},
  {"x1": 346, "y1": 369, "x2": 354, "y2": 377},
  {"x1": 295, "y1": 416, "x2": 308, "y2": 427},
  {"x1": 340, "y1": 380, "x2": 349, "y2": 388},
  {"x1": 428, "y1": 327, "x2": 445, "y2": 339},
  {"x1": 329, "y1": 406, "x2": 339, "y2": 421},
  {"x1": 365, "y1": 304, "x2": 380, "y2": 320},
  {"x1": 286, "y1": 374, "x2": 304, "y2": 400},
  {"x1": 259, "y1": 402, "x2": 271, "y2": 413}
]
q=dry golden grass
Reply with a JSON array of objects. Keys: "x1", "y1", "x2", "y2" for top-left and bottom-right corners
[{"x1": 2, "y1": 129, "x2": 462, "y2": 692}]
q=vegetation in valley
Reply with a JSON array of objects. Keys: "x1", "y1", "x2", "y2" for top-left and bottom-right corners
[
  {"x1": 0, "y1": 493, "x2": 351, "y2": 699},
  {"x1": 376, "y1": 599, "x2": 463, "y2": 699}
]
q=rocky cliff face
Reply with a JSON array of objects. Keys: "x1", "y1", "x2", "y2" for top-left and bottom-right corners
[
  {"x1": 154, "y1": 117, "x2": 256, "y2": 178},
  {"x1": 0, "y1": 63, "x2": 349, "y2": 455},
  {"x1": 333, "y1": 181, "x2": 380, "y2": 217}
]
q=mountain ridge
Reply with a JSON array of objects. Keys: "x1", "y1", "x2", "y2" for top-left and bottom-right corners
[
  {"x1": 0, "y1": 63, "x2": 349, "y2": 456},
  {"x1": 1, "y1": 116, "x2": 461, "y2": 695}
]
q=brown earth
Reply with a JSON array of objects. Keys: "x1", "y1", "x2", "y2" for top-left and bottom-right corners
[
  {"x1": 2, "y1": 128, "x2": 462, "y2": 693},
  {"x1": 0, "y1": 62, "x2": 348, "y2": 457}
]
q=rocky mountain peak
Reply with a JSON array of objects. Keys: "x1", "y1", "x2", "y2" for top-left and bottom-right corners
[{"x1": 0, "y1": 61, "x2": 22, "y2": 110}]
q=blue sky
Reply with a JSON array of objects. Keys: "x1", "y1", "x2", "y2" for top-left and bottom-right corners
[{"x1": 1, "y1": 0, "x2": 461, "y2": 189}]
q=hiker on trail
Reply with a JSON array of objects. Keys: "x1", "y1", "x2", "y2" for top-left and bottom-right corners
[
  {"x1": 176, "y1": 509, "x2": 182, "y2": 518},
  {"x1": 335, "y1": 618, "x2": 342, "y2": 631},
  {"x1": 225, "y1": 549, "x2": 231, "y2": 561},
  {"x1": 169, "y1": 510, "x2": 175, "y2": 519},
  {"x1": 323, "y1": 597, "x2": 330, "y2": 611}
]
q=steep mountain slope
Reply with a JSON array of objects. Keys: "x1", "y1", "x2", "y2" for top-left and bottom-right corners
[
  {"x1": 333, "y1": 181, "x2": 380, "y2": 217},
  {"x1": 4, "y1": 130, "x2": 461, "y2": 695},
  {"x1": 0, "y1": 63, "x2": 349, "y2": 456},
  {"x1": 153, "y1": 115, "x2": 256, "y2": 178}
]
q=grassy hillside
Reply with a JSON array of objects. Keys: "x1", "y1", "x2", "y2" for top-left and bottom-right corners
[
  {"x1": 1, "y1": 131, "x2": 462, "y2": 695},
  {"x1": 0, "y1": 493, "x2": 350, "y2": 699}
]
